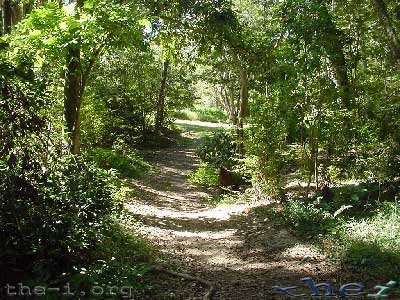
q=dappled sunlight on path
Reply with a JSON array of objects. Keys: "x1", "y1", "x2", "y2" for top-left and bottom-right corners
[
  {"x1": 127, "y1": 201, "x2": 260, "y2": 221},
  {"x1": 127, "y1": 121, "x2": 340, "y2": 300}
]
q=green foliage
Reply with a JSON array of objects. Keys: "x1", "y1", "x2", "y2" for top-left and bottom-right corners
[
  {"x1": 69, "y1": 223, "x2": 154, "y2": 295},
  {"x1": 196, "y1": 129, "x2": 236, "y2": 168},
  {"x1": 175, "y1": 104, "x2": 228, "y2": 123},
  {"x1": 0, "y1": 62, "x2": 121, "y2": 278},
  {"x1": 88, "y1": 141, "x2": 150, "y2": 178},
  {"x1": 283, "y1": 200, "x2": 337, "y2": 236},
  {"x1": 10, "y1": 0, "x2": 144, "y2": 63},
  {"x1": 235, "y1": 0, "x2": 400, "y2": 194},
  {"x1": 80, "y1": 93, "x2": 110, "y2": 147},
  {"x1": 193, "y1": 128, "x2": 252, "y2": 189},
  {"x1": 280, "y1": 183, "x2": 400, "y2": 278},
  {"x1": 2, "y1": 0, "x2": 400, "y2": 293},
  {"x1": 340, "y1": 203, "x2": 400, "y2": 278},
  {"x1": 83, "y1": 49, "x2": 160, "y2": 145},
  {"x1": 81, "y1": 48, "x2": 198, "y2": 146},
  {"x1": 189, "y1": 164, "x2": 219, "y2": 187},
  {"x1": 282, "y1": 182, "x2": 399, "y2": 232},
  {"x1": 165, "y1": 61, "x2": 199, "y2": 120},
  {"x1": 247, "y1": 93, "x2": 290, "y2": 194}
]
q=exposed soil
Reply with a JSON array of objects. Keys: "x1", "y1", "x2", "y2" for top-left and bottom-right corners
[{"x1": 126, "y1": 121, "x2": 380, "y2": 300}]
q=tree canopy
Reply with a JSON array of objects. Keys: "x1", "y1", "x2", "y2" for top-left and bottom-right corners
[{"x1": 1, "y1": 0, "x2": 399, "y2": 298}]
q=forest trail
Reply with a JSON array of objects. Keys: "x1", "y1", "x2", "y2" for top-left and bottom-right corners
[{"x1": 127, "y1": 120, "x2": 339, "y2": 300}]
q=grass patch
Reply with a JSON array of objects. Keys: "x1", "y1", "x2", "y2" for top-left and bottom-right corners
[
  {"x1": 338, "y1": 203, "x2": 400, "y2": 278},
  {"x1": 88, "y1": 147, "x2": 150, "y2": 178},
  {"x1": 174, "y1": 121, "x2": 225, "y2": 145},
  {"x1": 175, "y1": 105, "x2": 227, "y2": 123}
]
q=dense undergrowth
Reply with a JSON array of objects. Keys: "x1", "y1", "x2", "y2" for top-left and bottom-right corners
[
  {"x1": 259, "y1": 182, "x2": 400, "y2": 281},
  {"x1": 0, "y1": 59, "x2": 155, "y2": 298},
  {"x1": 88, "y1": 140, "x2": 151, "y2": 179}
]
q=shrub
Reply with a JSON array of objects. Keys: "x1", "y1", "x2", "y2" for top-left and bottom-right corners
[
  {"x1": 88, "y1": 140, "x2": 150, "y2": 178},
  {"x1": 283, "y1": 200, "x2": 337, "y2": 236},
  {"x1": 281, "y1": 188, "x2": 400, "y2": 279},
  {"x1": 0, "y1": 61, "x2": 123, "y2": 282},
  {"x1": 68, "y1": 223, "x2": 154, "y2": 296},
  {"x1": 189, "y1": 164, "x2": 219, "y2": 187},
  {"x1": 196, "y1": 129, "x2": 236, "y2": 168}
]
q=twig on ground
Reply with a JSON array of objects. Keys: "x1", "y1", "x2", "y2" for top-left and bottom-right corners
[{"x1": 152, "y1": 265, "x2": 215, "y2": 300}]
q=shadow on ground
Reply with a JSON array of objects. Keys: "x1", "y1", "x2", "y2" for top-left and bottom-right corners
[{"x1": 127, "y1": 120, "x2": 399, "y2": 300}]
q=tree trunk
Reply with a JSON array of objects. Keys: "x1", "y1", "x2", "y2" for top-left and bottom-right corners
[
  {"x1": 11, "y1": 1, "x2": 22, "y2": 26},
  {"x1": 315, "y1": 0, "x2": 352, "y2": 109},
  {"x1": 155, "y1": 60, "x2": 169, "y2": 133},
  {"x1": 373, "y1": 0, "x2": 400, "y2": 63},
  {"x1": 219, "y1": 83, "x2": 237, "y2": 125},
  {"x1": 64, "y1": 47, "x2": 83, "y2": 155},
  {"x1": 314, "y1": 123, "x2": 319, "y2": 191},
  {"x1": 23, "y1": 1, "x2": 34, "y2": 16},
  {"x1": 63, "y1": 0, "x2": 86, "y2": 155},
  {"x1": 2, "y1": 0, "x2": 12, "y2": 35},
  {"x1": 229, "y1": 85, "x2": 238, "y2": 125},
  {"x1": 236, "y1": 58, "x2": 249, "y2": 156}
]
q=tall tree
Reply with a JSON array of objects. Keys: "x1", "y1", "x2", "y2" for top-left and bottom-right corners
[
  {"x1": 2, "y1": 0, "x2": 12, "y2": 35},
  {"x1": 60, "y1": 0, "x2": 144, "y2": 154},
  {"x1": 373, "y1": 0, "x2": 400, "y2": 63},
  {"x1": 1, "y1": 0, "x2": 25, "y2": 35},
  {"x1": 10, "y1": 0, "x2": 22, "y2": 25},
  {"x1": 64, "y1": 46, "x2": 83, "y2": 155},
  {"x1": 233, "y1": 52, "x2": 249, "y2": 155},
  {"x1": 314, "y1": 0, "x2": 352, "y2": 109},
  {"x1": 63, "y1": 0, "x2": 84, "y2": 154},
  {"x1": 155, "y1": 59, "x2": 169, "y2": 132}
]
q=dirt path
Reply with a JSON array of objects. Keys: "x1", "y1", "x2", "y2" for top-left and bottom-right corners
[{"x1": 127, "y1": 121, "x2": 341, "y2": 300}]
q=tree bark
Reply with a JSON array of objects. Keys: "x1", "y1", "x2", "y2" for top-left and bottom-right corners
[
  {"x1": 235, "y1": 55, "x2": 249, "y2": 156},
  {"x1": 315, "y1": 0, "x2": 352, "y2": 109},
  {"x1": 23, "y1": 1, "x2": 33, "y2": 16},
  {"x1": 11, "y1": 1, "x2": 22, "y2": 26},
  {"x1": 63, "y1": 0, "x2": 88, "y2": 155},
  {"x1": 373, "y1": 0, "x2": 400, "y2": 63},
  {"x1": 155, "y1": 60, "x2": 169, "y2": 133},
  {"x1": 2, "y1": 0, "x2": 12, "y2": 35},
  {"x1": 230, "y1": 84, "x2": 238, "y2": 125},
  {"x1": 220, "y1": 85, "x2": 237, "y2": 124},
  {"x1": 64, "y1": 47, "x2": 83, "y2": 155}
]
